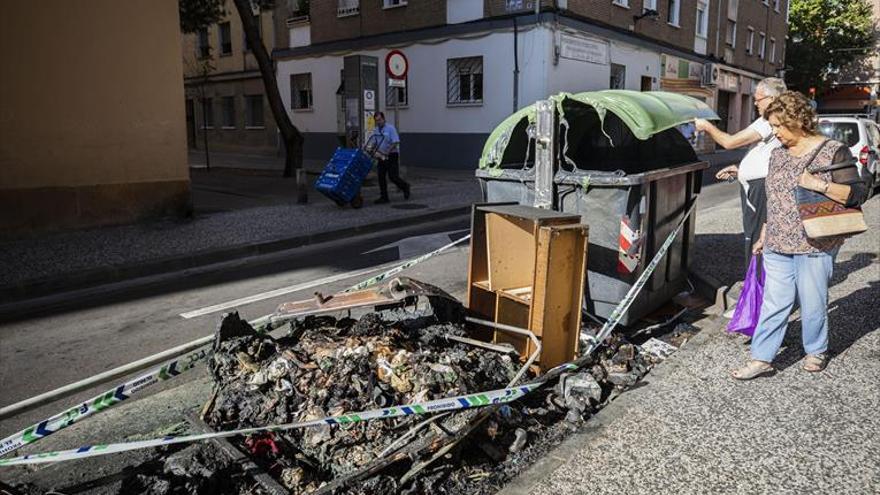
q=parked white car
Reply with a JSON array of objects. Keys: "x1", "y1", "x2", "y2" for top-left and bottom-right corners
[{"x1": 817, "y1": 115, "x2": 880, "y2": 189}]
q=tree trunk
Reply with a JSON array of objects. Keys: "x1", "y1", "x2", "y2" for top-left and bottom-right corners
[{"x1": 232, "y1": 0, "x2": 303, "y2": 178}]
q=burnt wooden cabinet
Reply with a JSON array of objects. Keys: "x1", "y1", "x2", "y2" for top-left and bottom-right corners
[{"x1": 467, "y1": 204, "x2": 588, "y2": 370}]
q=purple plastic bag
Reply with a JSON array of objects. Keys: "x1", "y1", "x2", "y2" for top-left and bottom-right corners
[{"x1": 727, "y1": 255, "x2": 765, "y2": 337}]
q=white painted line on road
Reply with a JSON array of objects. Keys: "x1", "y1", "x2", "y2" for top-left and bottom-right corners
[{"x1": 179, "y1": 262, "x2": 398, "y2": 319}]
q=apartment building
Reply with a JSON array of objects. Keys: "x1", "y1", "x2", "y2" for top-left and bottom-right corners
[
  {"x1": 181, "y1": 0, "x2": 281, "y2": 155},
  {"x1": 274, "y1": 0, "x2": 788, "y2": 168},
  {"x1": 819, "y1": 0, "x2": 880, "y2": 115}
]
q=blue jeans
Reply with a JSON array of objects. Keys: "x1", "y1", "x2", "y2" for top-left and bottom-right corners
[{"x1": 750, "y1": 249, "x2": 837, "y2": 362}]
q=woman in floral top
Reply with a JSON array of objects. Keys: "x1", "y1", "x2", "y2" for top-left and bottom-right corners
[{"x1": 732, "y1": 91, "x2": 869, "y2": 379}]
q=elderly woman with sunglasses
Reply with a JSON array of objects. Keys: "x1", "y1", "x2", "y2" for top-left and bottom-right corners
[{"x1": 732, "y1": 91, "x2": 870, "y2": 380}]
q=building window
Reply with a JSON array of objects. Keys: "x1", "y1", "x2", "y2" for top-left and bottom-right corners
[
  {"x1": 447, "y1": 56, "x2": 483, "y2": 105},
  {"x1": 198, "y1": 28, "x2": 210, "y2": 58},
  {"x1": 244, "y1": 15, "x2": 262, "y2": 51},
  {"x1": 221, "y1": 96, "x2": 235, "y2": 128},
  {"x1": 758, "y1": 32, "x2": 766, "y2": 59},
  {"x1": 291, "y1": 73, "x2": 313, "y2": 110},
  {"x1": 695, "y1": 0, "x2": 709, "y2": 38},
  {"x1": 643, "y1": 0, "x2": 657, "y2": 11},
  {"x1": 746, "y1": 27, "x2": 754, "y2": 55},
  {"x1": 337, "y1": 0, "x2": 359, "y2": 16},
  {"x1": 613, "y1": 0, "x2": 630, "y2": 8},
  {"x1": 727, "y1": 0, "x2": 738, "y2": 18},
  {"x1": 245, "y1": 95, "x2": 265, "y2": 128},
  {"x1": 383, "y1": 0, "x2": 407, "y2": 7},
  {"x1": 610, "y1": 64, "x2": 626, "y2": 89},
  {"x1": 667, "y1": 0, "x2": 680, "y2": 26},
  {"x1": 725, "y1": 20, "x2": 736, "y2": 46},
  {"x1": 201, "y1": 98, "x2": 214, "y2": 129},
  {"x1": 219, "y1": 22, "x2": 232, "y2": 55},
  {"x1": 773, "y1": 0, "x2": 780, "y2": 10},
  {"x1": 386, "y1": 76, "x2": 408, "y2": 107},
  {"x1": 505, "y1": 0, "x2": 525, "y2": 11},
  {"x1": 770, "y1": 37, "x2": 776, "y2": 63}
]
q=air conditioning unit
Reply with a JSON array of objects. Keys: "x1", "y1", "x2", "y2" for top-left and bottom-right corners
[{"x1": 702, "y1": 63, "x2": 720, "y2": 86}]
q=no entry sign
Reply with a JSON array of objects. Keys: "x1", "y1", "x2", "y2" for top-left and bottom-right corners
[{"x1": 385, "y1": 50, "x2": 408, "y2": 80}]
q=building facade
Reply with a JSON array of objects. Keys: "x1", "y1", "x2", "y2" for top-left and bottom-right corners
[
  {"x1": 181, "y1": 0, "x2": 281, "y2": 155},
  {"x1": 274, "y1": 0, "x2": 788, "y2": 168},
  {"x1": 1, "y1": 0, "x2": 189, "y2": 234},
  {"x1": 818, "y1": 0, "x2": 880, "y2": 117}
]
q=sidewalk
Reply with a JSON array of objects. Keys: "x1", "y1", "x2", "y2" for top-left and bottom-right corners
[
  {"x1": 504, "y1": 196, "x2": 880, "y2": 494},
  {"x1": 0, "y1": 148, "x2": 745, "y2": 303},
  {"x1": 0, "y1": 155, "x2": 479, "y2": 302}
]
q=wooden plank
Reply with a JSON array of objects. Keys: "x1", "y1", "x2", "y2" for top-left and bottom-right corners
[
  {"x1": 467, "y1": 285, "x2": 496, "y2": 342},
  {"x1": 467, "y1": 206, "x2": 489, "y2": 309},
  {"x1": 486, "y1": 212, "x2": 537, "y2": 291},
  {"x1": 531, "y1": 224, "x2": 588, "y2": 368},
  {"x1": 494, "y1": 295, "x2": 532, "y2": 358}
]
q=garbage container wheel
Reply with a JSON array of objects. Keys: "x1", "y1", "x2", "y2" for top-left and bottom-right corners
[{"x1": 350, "y1": 194, "x2": 364, "y2": 209}]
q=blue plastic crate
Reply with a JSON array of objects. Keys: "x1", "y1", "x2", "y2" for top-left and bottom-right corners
[{"x1": 314, "y1": 148, "x2": 374, "y2": 204}]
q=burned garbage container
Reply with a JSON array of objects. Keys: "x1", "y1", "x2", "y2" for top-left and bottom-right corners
[{"x1": 476, "y1": 90, "x2": 719, "y2": 325}]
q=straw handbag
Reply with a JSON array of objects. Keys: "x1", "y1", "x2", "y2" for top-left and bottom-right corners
[{"x1": 797, "y1": 141, "x2": 868, "y2": 238}]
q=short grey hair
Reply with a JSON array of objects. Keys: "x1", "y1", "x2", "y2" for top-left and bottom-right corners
[{"x1": 757, "y1": 77, "x2": 787, "y2": 97}]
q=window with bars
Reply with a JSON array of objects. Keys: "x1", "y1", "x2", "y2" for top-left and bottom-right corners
[
  {"x1": 386, "y1": 77, "x2": 408, "y2": 107},
  {"x1": 337, "y1": 0, "x2": 359, "y2": 16},
  {"x1": 447, "y1": 57, "x2": 483, "y2": 105},
  {"x1": 219, "y1": 22, "x2": 232, "y2": 55},
  {"x1": 245, "y1": 95, "x2": 265, "y2": 127},
  {"x1": 291, "y1": 73, "x2": 313, "y2": 110},
  {"x1": 667, "y1": 0, "x2": 680, "y2": 25},
  {"x1": 198, "y1": 28, "x2": 210, "y2": 58},
  {"x1": 725, "y1": 20, "x2": 736, "y2": 46},
  {"x1": 221, "y1": 96, "x2": 236, "y2": 128},
  {"x1": 244, "y1": 15, "x2": 262, "y2": 51},
  {"x1": 201, "y1": 98, "x2": 214, "y2": 128}
]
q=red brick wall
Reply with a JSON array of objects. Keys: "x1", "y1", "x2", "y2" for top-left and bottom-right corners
[{"x1": 311, "y1": 1, "x2": 447, "y2": 44}]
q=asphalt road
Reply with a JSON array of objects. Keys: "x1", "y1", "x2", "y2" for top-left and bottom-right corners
[{"x1": 0, "y1": 181, "x2": 740, "y2": 443}]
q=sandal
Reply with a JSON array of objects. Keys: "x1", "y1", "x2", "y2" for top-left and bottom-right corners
[
  {"x1": 731, "y1": 360, "x2": 775, "y2": 380},
  {"x1": 803, "y1": 354, "x2": 828, "y2": 372}
]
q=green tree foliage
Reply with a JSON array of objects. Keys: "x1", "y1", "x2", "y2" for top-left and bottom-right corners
[
  {"x1": 179, "y1": 0, "x2": 225, "y2": 33},
  {"x1": 786, "y1": 0, "x2": 875, "y2": 92}
]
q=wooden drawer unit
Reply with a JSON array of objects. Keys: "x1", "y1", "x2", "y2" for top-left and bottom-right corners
[{"x1": 466, "y1": 204, "x2": 588, "y2": 370}]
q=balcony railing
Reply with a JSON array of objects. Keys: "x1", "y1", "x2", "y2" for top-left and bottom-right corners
[{"x1": 337, "y1": 0, "x2": 359, "y2": 17}]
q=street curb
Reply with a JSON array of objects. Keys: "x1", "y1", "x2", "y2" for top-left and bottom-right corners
[
  {"x1": 500, "y1": 314, "x2": 728, "y2": 495},
  {"x1": 0, "y1": 206, "x2": 472, "y2": 304}
]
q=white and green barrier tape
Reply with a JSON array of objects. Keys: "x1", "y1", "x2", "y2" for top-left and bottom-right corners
[{"x1": 0, "y1": 201, "x2": 695, "y2": 467}]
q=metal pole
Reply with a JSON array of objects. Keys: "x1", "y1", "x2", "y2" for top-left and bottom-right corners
[
  {"x1": 533, "y1": 99, "x2": 555, "y2": 209},
  {"x1": 201, "y1": 93, "x2": 210, "y2": 172}
]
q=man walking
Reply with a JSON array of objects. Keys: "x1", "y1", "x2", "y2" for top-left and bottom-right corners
[
  {"x1": 694, "y1": 77, "x2": 786, "y2": 273},
  {"x1": 368, "y1": 111, "x2": 410, "y2": 204}
]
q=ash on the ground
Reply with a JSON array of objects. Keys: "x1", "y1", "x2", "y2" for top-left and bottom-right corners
[{"x1": 118, "y1": 303, "x2": 667, "y2": 494}]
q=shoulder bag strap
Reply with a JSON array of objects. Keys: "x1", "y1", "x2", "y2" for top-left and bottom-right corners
[{"x1": 803, "y1": 139, "x2": 831, "y2": 173}]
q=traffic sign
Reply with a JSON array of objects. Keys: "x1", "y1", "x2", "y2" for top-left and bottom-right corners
[{"x1": 385, "y1": 50, "x2": 408, "y2": 80}]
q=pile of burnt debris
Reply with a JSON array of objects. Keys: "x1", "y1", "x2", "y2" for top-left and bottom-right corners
[{"x1": 119, "y1": 299, "x2": 678, "y2": 494}]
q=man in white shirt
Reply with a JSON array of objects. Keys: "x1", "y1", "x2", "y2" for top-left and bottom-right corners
[
  {"x1": 367, "y1": 111, "x2": 410, "y2": 204},
  {"x1": 694, "y1": 77, "x2": 787, "y2": 273}
]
